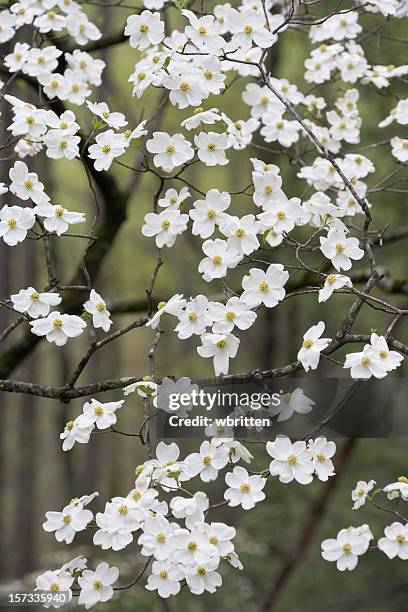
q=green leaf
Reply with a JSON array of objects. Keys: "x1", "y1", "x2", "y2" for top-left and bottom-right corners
[
  {"x1": 172, "y1": 0, "x2": 186, "y2": 10},
  {"x1": 167, "y1": 470, "x2": 181, "y2": 479},
  {"x1": 91, "y1": 117, "x2": 107, "y2": 130}
]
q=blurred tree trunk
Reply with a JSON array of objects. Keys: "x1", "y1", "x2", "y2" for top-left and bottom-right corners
[
  {"x1": 0, "y1": 91, "x2": 12, "y2": 577},
  {"x1": 12, "y1": 241, "x2": 37, "y2": 577}
]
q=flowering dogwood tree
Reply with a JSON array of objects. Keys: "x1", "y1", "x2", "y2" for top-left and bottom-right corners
[{"x1": 0, "y1": 0, "x2": 408, "y2": 607}]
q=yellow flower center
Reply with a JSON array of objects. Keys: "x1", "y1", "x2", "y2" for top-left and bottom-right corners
[
  {"x1": 156, "y1": 533, "x2": 166, "y2": 543},
  {"x1": 166, "y1": 144, "x2": 175, "y2": 153},
  {"x1": 96, "y1": 302, "x2": 106, "y2": 312},
  {"x1": 216, "y1": 340, "x2": 226, "y2": 350},
  {"x1": 50, "y1": 583, "x2": 60, "y2": 592},
  {"x1": 139, "y1": 24, "x2": 149, "y2": 33},
  {"x1": 66, "y1": 420, "x2": 74, "y2": 431},
  {"x1": 197, "y1": 566, "x2": 206, "y2": 575},
  {"x1": 212, "y1": 255, "x2": 222, "y2": 265},
  {"x1": 235, "y1": 228, "x2": 245, "y2": 237},
  {"x1": 287, "y1": 454, "x2": 298, "y2": 465},
  {"x1": 259, "y1": 281, "x2": 269, "y2": 292},
  {"x1": 53, "y1": 319, "x2": 63, "y2": 328},
  {"x1": 244, "y1": 24, "x2": 253, "y2": 34},
  {"x1": 316, "y1": 452, "x2": 326, "y2": 463},
  {"x1": 209, "y1": 536, "x2": 218, "y2": 545},
  {"x1": 159, "y1": 570, "x2": 168, "y2": 579},
  {"x1": 207, "y1": 142, "x2": 216, "y2": 151},
  {"x1": 188, "y1": 312, "x2": 197, "y2": 322},
  {"x1": 93, "y1": 580, "x2": 103, "y2": 590},
  {"x1": 188, "y1": 541, "x2": 198, "y2": 551},
  {"x1": 335, "y1": 242, "x2": 345, "y2": 253},
  {"x1": 63, "y1": 514, "x2": 72, "y2": 524},
  {"x1": 102, "y1": 144, "x2": 111, "y2": 153},
  {"x1": 7, "y1": 218, "x2": 17, "y2": 228},
  {"x1": 203, "y1": 455, "x2": 212, "y2": 465},
  {"x1": 361, "y1": 356, "x2": 371, "y2": 366},
  {"x1": 343, "y1": 543, "x2": 352, "y2": 553},
  {"x1": 397, "y1": 534, "x2": 406, "y2": 543},
  {"x1": 207, "y1": 209, "x2": 216, "y2": 219},
  {"x1": 204, "y1": 70, "x2": 213, "y2": 79},
  {"x1": 303, "y1": 338, "x2": 314, "y2": 349},
  {"x1": 94, "y1": 406, "x2": 104, "y2": 416},
  {"x1": 226, "y1": 311, "x2": 236, "y2": 321},
  {"x1": 180, "y1": 82, "x2": 190, "y2": 92},
  {"x1": 118, "y1": 504, "x2": 128, "y2": 514},
  {"x1": 240, "y1": 483, "x2": 251, "y2": 493},
  {"x1": 264, "y1": 184, "x2": 273, "y2": 194},
  {"x1": 379, "y1": 350, "x2": 388, "y2": 359}
]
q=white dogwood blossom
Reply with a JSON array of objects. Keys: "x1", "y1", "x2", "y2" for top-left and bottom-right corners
[
  {"x1": 197, "y1": 333, "x2": 240, "y2": 376},
  {"x1": 43, "y1": 503, "x2": 93, "y2": 544},
  {"x1": 11, "y1": 287, "x2": 61, "y2": 318},
  {"x1": 352, "y1": 480, "x2": 376, "y2": 510},
  {"x1": 224, "y1": 466, "x2": 266, "y2": 510},
  {"x1": 84, "y1": 290, "x2": 112, "y2": 332},
  {"x1": 35, "y1": 203, "x2": 85, "y2": 235},
  {"x1": 297, "y1": 321, "x2": 332, "y2": 372},
  {"x1": 142, "y1": 209, "x2": 188, "y2": 248},
  {"x1": 241, "y1": 264, "x2": 289, "y2": 308},
  {"x1": 76, "y1": 398, "x2": 124, "y2": 429},
  {"x1": 30, "y1": 312, "x2": 86, "y2": 346},
  {"x1": 78, "y1": 563, "x2": 119, "y2": 609},
  {"x1": 0, "y1": 205, "x2": 35, "y2": 245},
  {"x1": 266, "y1": 437, "x2": 315, "y2": 485},
  {"x1": 321, "y1": 527, "x2": 371, "y2": 571},
  {"x1": 147, "y1": 132, "x2": 194, "y2": 172}
]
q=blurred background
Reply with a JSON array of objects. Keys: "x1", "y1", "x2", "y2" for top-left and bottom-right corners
[{"x1": 1, "y1": 1, "x2": 408, "y2": 610}]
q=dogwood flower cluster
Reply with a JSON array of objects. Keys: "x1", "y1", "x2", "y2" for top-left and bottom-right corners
[
  {"x1": 9, "y1": 284, "x2": 113, "y2": 345},
  {"x1": 344, "y1": 334, "x2": 404, "y2": 379},
  {"x1": 322, "y1": 476, "x2": 408, "y2": 571},
  {"x1": 42, "y1": 400, "x2": 338, "y2": 606},
  {"x1": 60, "y1": 397, "x2": 124, "y2": 450}
]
